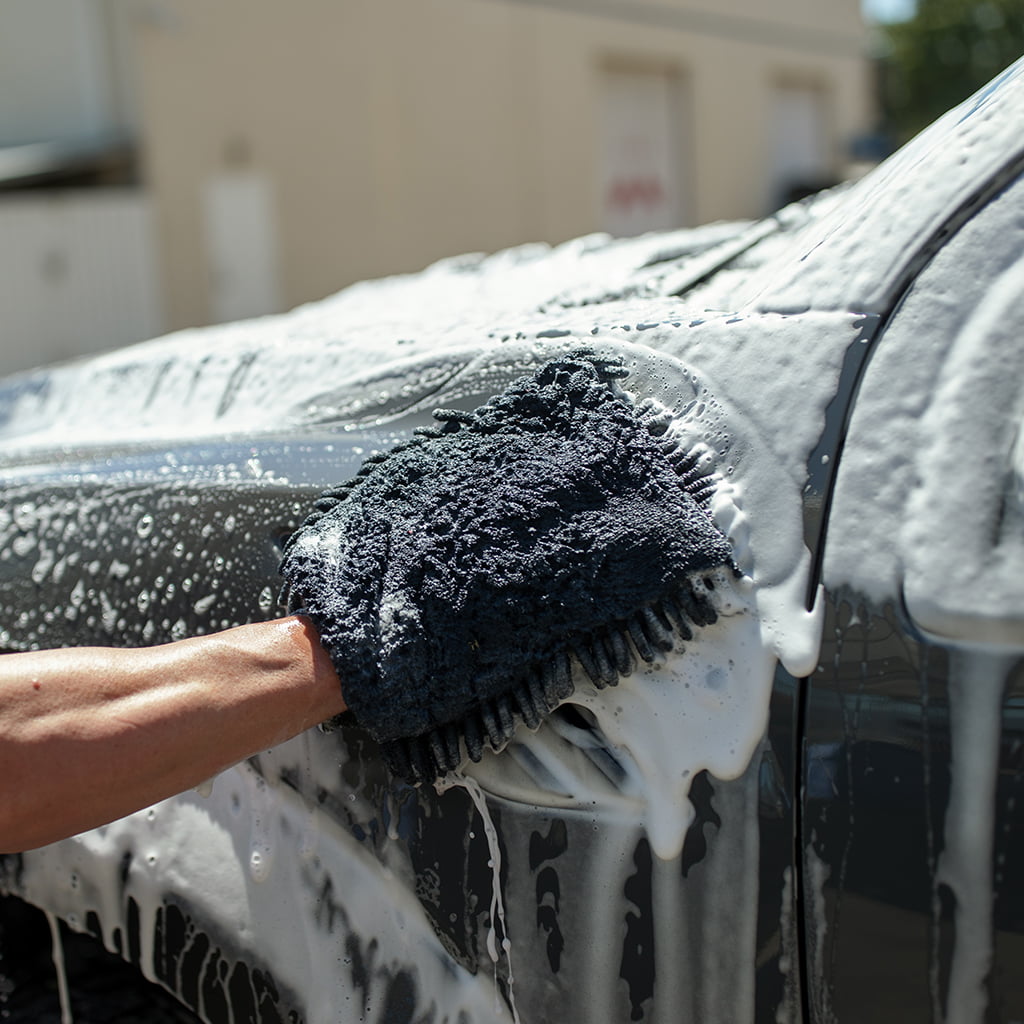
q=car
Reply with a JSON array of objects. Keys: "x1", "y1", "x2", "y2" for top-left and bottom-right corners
[{"x1": 0, "y1": 56, "x2": 1022, "y2": 1024}]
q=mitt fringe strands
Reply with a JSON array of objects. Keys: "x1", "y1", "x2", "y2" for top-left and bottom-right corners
[{"x1": 280, "y1": 351, "x2": 734, "y2": 784}]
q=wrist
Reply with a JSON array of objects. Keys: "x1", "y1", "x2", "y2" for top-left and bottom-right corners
[{"x1": 276, "y1": 615, "x2": 348, "y2": 728}]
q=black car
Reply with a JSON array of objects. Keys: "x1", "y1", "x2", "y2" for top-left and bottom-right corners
[{"x1": 1, "y1": 58, "x2": 1022, "y2": 1024}]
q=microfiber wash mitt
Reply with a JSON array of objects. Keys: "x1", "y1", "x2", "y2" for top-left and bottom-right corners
[{"x1": 279, "y1": 352, "x2": 733, "y2": 783}]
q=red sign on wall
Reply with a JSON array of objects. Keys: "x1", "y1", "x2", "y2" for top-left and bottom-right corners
[{"x1": 599, "y1": 69, "x2": 687, "y2": 237}]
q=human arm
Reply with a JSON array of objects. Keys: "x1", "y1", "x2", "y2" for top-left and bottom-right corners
[{"x1": 0, "y1": 616, "x2": 346, "y2": 853}]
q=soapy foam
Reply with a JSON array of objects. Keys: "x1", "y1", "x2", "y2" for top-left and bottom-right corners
[
  {"x1": 46, "y1": 910, "x2": 73, "y2": 1024},
  {"x1": 803, "y1": 842, "x2": 836, "y2": 1024},
  {"x1": 937, "y1": 651, "x2": 1012, "y2": 1022},
  {"x1": 775, "y1": 866, "x2": 799, "y2": 1024},
  {"x1": 562, "y1": 570, "x2": 761, "y2": 861},
  {"x1": 16, "y1": 746, "x2": 513, "y2": 1023},
  {"x1": 0, "y1": 243, "x2": 847, "y2": 1021},
  {"x1": 3, "y1": 345, "x2": 823, "y2": 1021},
  {"x1": 439, "y1": 345, "x2": 825, "y2": 866},
  {"x1": 435, "y1": 773, "x2": 520, "y2": 1024},
  {"x1": 4, "y1": 77, "x2": 1022, "y2": 1017},
  {"x1": 469, "y1": 554, "x2": 820, "y2": 865}
]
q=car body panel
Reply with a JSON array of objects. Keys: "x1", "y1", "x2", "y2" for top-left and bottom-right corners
[
  {"x1": 0, "y1": 314, "x2": 850, "y2": 1021},
  {"x1": 803, "y1": 150, "x2": 1024, "y2": 1022},
  {"x1": 740, "y1": 57, "x2": 1024, "y2": 316}
]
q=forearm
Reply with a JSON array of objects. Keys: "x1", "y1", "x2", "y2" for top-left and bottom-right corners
[{"x1": 0, "y1": 616, "x2": 346, "y2": 853}]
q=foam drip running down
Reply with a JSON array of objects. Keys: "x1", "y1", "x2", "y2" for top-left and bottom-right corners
[
  {"x1": 938, "y1": 650, "x2": 1014, "y2": 1022},
  {"x1": 45, "y1": 910, "x2": 73, "y2": 1024},
  {"x1": 547, "y1": 413, "x2": 821, "y2": 860},
  {"x1": 565, "y1": 568, "x2": 760, "y2": 859},
  {"x1": 247, "y1": 770, "x2": 275, "y2": 883},
  {"x1": 476, "y1": 558, "x2": 821, "y2": 863},
  {"x1": 435, "y1": 773, "x2": 520, "y2": 1024}
]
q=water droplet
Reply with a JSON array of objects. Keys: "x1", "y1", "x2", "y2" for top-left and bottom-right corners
[
  {"x1": 12, "y1": 535, "x2": 34, "y2": 558},
  {"x1": 249, "y1": 850, "x2": 270, "y2": 882},
  {"x1": 14, "y1": 504, "x2": 37, "y2": 531},
  {"x1": 136, "y1": 514, "x2": 154, "y2": 539}
]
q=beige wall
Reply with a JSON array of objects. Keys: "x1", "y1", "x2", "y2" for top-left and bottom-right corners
[{"x1": 132, "y1": 0, "x2": 871, "y2": 330}]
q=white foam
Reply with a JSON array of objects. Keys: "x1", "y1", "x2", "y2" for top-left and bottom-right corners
[
  {"x1": 46, "y1": 910, "x2": 74, "y2": 1024},
  {"x1": 16, "y1": 750, "x2": 512, "y2": 1023},
  {"x1": 937, "y1": 650, "x2": 1011, "y2": 1022},
  {"x1": 2, "y1": 228, "x2": 854, "y2": 1021},
  {"x1": 435, "y1": 773, "x2": 520, "y2": 1024}
]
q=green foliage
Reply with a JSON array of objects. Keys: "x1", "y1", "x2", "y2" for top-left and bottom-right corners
[{"x1": 881, "y1": 0, "x2": 1024, "y2": 141}]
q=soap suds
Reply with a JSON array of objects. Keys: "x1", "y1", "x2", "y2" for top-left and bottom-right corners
[
  {"x1": 4, "y1": 65, "x2": 1023, "y2": 1020},
  {"x1": 46, "y1": 910, "x2": 73, "y2": 1024},
  {"x1": 436, "y1": 773, "x2": 520, "y2": 1024},
  {"x1": 0, "y1": 213, "x2": 854, "y2": 1023},
  {"x1": 803, "y1": 842, "x2": 837, "y2": 1024},
  {"x1": 937, "y1": 651, "x2": 1012, "y2": 1023},
  {"x1": 469, "y1": 557, "x2": 819, "y2": 864}
]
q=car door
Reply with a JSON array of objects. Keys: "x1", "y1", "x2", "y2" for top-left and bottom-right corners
[{"x1": 802, "y1": 162, "x2": 1024, "y2": 1024}]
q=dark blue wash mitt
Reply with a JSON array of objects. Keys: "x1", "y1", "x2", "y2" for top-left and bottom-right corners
[{"x1": 280, "y1": 354, "x2": 732, "y2": 782}]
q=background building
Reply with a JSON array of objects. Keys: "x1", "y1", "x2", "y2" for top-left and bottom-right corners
[{"x1": 0, "y1": 0, "x2": 872, "y2": 375}]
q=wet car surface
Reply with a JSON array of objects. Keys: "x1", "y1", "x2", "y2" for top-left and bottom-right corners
[{"x1": 1, "y1": 59, "x2": 1023, "y2": 1024}]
